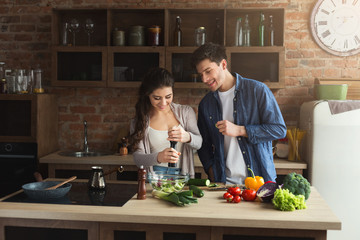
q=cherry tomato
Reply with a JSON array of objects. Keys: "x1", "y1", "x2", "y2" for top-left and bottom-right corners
[
  {"x1": 227, "y1": 187, "x2": 235, "y2": 194},
  {"x1": 223, "y1": 192, "x2": 231, "y2": 199},
  {"x1": 227, "y1": 186, "x2": 241, "y2": 196},
  {"x1": 226, "y1": 194, "x2": 234, "y2": 203},
  {"x1": 232, "y1": 187, "x2": 241, "y2": 196},
  {"x1": 232, "y1": 195, "x2": 241, "y2": 203},
  {"x1": 242, "y1": 189, "x2": 257, "y2": 201}
]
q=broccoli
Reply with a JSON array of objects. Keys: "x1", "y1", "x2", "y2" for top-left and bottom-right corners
[{"x1": 282, "y1": 172, "x2": 311, "y2": 200}]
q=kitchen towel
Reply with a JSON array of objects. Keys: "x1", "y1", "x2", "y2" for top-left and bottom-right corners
[{"x1": 328, "y1": 100, "x2": 360, "y2": 115}]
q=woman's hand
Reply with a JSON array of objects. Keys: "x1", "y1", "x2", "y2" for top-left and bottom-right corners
[
  {"x1": 168, "y1": 125, "x2": 191, "y2": 143},
  {"x1": 157, "y1": 147, "x2": 181, "y2": 163}
]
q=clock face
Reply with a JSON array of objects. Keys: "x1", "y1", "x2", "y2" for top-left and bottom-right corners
[{"x1": 310, "y1": 0, "x2": 360, "y2": 56}]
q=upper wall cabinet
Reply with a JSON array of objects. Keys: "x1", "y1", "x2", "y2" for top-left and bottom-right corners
[{"x1": 52, "y1": 8, "x2": 285, "y2": 89}]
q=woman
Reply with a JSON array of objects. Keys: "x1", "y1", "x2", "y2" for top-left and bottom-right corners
[{"x1": 129, "y1": 67, "x2": 202, "y2": 178}]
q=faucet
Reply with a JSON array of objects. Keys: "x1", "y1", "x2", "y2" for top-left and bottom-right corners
[{"x1": 83, "y1": 120, "x2": 89, "y2": 153}]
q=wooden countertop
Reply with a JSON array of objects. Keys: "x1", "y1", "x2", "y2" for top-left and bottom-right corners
[
  {"x1": 0, "y1": 180, "x2": 340, "y2": 231},
  {"x1": 40, "y1": 151, "x2": 307, "y2": 171}
]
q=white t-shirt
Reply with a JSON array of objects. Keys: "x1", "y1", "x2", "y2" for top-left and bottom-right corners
[
  {"x1": 218, "y1": 85, "x2": 247, "y2": 184},
  {"x1": 148, "y1": 126, "x2": 182, "y2": 167}
]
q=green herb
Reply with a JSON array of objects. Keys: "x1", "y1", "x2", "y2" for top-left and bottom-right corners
[{"x1": 152, "y1": 190, "x2": 198, "y2": 206}]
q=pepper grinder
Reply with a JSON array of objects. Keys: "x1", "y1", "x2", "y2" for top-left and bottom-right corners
[
  {"x1": 168, "y1": 141, "x2": 177, "y2": 168},
  {"x1": 137, "y1": 165, "x2": 147, "y2": 200}
]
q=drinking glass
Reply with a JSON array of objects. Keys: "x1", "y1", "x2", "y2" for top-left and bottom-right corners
[
  {"x1": 69, "y1": 18, "x2": 80, "y2": 46},
  {"x1": 15, "y1": 69, "x2": 28, "y2": 94},
  {"x1": 84, "y1": 18, "x2": 95, "y2": 46}
]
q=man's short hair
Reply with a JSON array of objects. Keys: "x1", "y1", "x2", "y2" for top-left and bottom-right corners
[{"x1": 191, "y1": 42, "x2": 227, "y2": 69}]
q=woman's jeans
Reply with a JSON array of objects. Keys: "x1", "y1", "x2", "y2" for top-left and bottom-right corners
[{"x1": 153, "y1": 165, "x2": 180, "y2": 175}]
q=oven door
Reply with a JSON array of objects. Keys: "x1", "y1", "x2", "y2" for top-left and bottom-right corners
[{"x1": 0, "y1": 142, "x2": 37, "y2": 198}]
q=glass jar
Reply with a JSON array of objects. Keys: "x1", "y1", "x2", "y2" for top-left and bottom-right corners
[
  {"x1": 6, "y1": 71, "x2": 15, "y2": 94},
  {"x1": 195, "y1": 27, "x2": 206, "y2": 46},
  {"x1": 147, "y1": 25, "x2": 161, "y2": 46},
  {"x1": 33, "y1": 67, "x2": 44, "y2": 94},
  {"x1": 275, "y1": 138, "x2": 289, "y2": 159},
  {"x1": 128, "y1": 25, "x2": 145, "y2": 46}
]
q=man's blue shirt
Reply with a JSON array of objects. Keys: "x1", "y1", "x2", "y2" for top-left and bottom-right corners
[{"x1": 197, "y1": 73, "x2": 287, "y2": 183}]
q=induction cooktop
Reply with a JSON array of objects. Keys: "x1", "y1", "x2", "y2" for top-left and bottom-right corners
[{"x1": 3, "y1": 182, "x2": 138, "y2": 207}]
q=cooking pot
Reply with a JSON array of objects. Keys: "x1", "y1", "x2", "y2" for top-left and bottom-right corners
[{"x1": 22, "y1": 181, "x2": 72, "y2": 200}]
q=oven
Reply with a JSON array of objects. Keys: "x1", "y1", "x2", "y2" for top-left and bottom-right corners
[{"x1": 0, "y1": 142, "x2": 37, "y2": 198}]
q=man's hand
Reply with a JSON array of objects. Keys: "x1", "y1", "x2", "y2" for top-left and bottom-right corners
[{"x1": 215, "y1": 120, "x2": 247, "y2": 137}]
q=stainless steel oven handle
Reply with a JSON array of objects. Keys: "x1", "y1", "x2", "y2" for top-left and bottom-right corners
[{"x1": 0, "y1": 154, "x2": 36, "y2": 159}]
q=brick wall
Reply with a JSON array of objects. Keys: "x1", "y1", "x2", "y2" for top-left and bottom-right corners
[{"x1": 1, "y1": 0, "x2": 359, "y2": 151}]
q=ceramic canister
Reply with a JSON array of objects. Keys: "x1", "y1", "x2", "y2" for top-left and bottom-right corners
[
  {"x1": 128, "y1": 25, "x2": 145, "y2": 46},
  {"x1": 113, "y1": 29, "x2": 125, "y2": 46}
]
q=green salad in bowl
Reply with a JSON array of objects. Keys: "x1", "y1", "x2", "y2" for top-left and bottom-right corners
[{"x1": 148, "y1": 171, "x2": 189, "y2": 193}]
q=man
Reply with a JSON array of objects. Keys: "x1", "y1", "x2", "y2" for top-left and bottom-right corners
[{"x1": 191, "y1": 42, "x2": 286, "y2": 184}]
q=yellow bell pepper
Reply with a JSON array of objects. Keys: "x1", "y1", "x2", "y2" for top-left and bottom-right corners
[{"x1": 245, "y1": 168, "x2": 264, "y2": 191}]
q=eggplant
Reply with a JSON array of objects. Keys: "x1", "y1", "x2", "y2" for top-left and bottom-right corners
[{"x1": 256, "y1": 182, "x2": 280, "y2": 202}]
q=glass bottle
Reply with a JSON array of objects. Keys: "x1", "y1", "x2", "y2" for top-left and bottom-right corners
[
  {"x1": 61, "y1": 22, "x2": 68, "y2": 46},
  {"x1": 174, "y1": 16, "x2": 182, "y2": 46},
  {"x1": 0, "y1": 62, "x2": 6, "y2": 94},
  {"x1": 213, "y1": 18, "x2": 222, "y2": 45},
  {"x1": 235, "y1": 17, "x2": 243, "y2": 46},
  {"x1": 258, "y1": 12, "x2": 265, "y2": 46},
  {"x1": 268, "y1": 15, "x2": 275, "y2": 46},
  {"x1": 243, "y1": 14, "x2": 251, "y2": 47}
]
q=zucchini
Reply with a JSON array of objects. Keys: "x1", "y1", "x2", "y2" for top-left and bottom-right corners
[
  {"x1": 189, "y1": 185, "x2": 204, "y2": 198},
  {"x1": 187, "y1": 178, "x2": 210, "y2": 186}
]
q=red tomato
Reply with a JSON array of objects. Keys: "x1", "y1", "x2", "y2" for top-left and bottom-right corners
[
  {"x1": 227, "y1": 187, "x2": 241, "y2": 196},
  {"x1": 226, "y1": 194, "x2": 234, "y2": 203},
  {"x1": 242, "y1": 189, "x2": 257, "y2": 201},
  {"x1": 232, "y1": 195, "x2": 241, "y2": 203},
  {"x1": 223, "y1": 192, "x2": 231, "y2": 199}
]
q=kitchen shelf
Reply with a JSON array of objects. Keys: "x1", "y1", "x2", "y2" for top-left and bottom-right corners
[
  {"x1": 107, "y1": 46, "x2": 165, "y2": 88},
  {"x1": 51, "y1": 46, "x2": 107, "y2": 87},
  {"x1": 52, "y1": 8, "x2": 285, "y2": 89}
]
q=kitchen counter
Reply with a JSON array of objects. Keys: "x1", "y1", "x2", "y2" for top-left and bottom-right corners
[
  {"x1": 40, "y1": 151, "x2": 308, "y2": 180},
  {"x1": 0, "y1": 180, "x2": 340, "y2": 240}
]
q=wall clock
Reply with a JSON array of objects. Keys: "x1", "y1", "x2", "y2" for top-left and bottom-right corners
[{"x1": 310, "y1": 0, "x2": 360, "y2": 56}]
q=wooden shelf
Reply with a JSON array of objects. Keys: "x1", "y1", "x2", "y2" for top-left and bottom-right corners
[{"x1": 52, "y1": 8, "x2": 285, "y2": 89}]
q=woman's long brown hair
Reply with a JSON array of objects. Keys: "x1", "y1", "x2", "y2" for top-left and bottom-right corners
[{"x1": 129, "y1": 67, "x2": 175, "y2": 151}]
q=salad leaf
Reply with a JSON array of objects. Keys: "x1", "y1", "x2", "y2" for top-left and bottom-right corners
[
  {"x1": 272, "y1": 188, "x2": 307, "y2": 211},
  {"x1": 151, "y1": 179, "x2": 186, "y2": 193}
]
